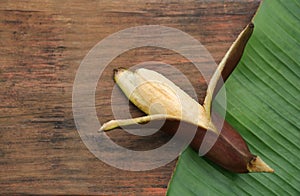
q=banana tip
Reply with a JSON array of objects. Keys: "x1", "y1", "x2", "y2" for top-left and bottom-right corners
[
  {"x1": 247, "y1": 156, "x2": 274, "y2": 173},
  {"x1": 113, "y1": 67, "x2": 127, "y2": 75},
  {"x1": 248, "y1": 22, "x2": 254, "y2": 29},
  {"x1": 98, "y1": 127, "x2": 104, "y2": 132}
]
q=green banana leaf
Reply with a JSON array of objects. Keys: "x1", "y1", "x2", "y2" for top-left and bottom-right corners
[{"x1": 167, "y1": 0, "x2": 300, "y2": 195}]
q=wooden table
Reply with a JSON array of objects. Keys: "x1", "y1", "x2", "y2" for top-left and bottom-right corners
[{"x1": 0, "y1": 1, "x2": 259, "y2": 195}]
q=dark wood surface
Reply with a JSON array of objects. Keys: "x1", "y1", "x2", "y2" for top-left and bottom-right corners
[{"x1": 0, "y1": 1, "x2": 259, "y2": 195}]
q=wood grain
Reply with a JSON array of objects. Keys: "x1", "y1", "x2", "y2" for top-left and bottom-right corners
[{"x1": 0, "y1": 0, "x2": 259, "y2": 195}]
